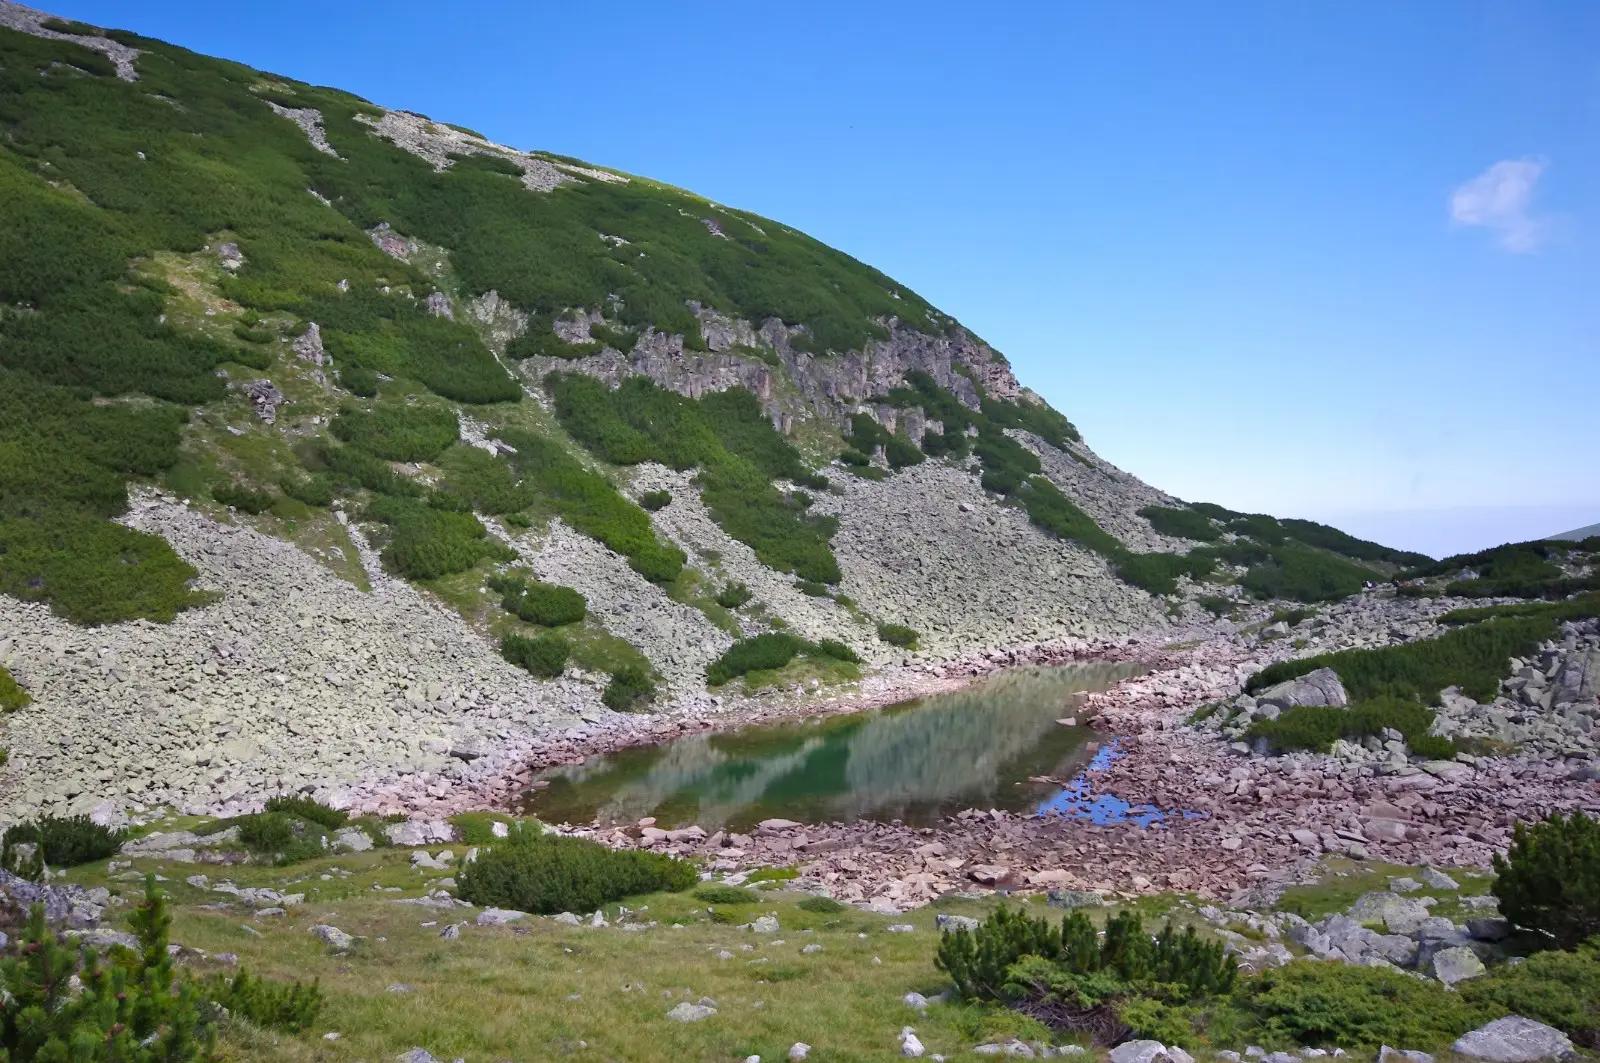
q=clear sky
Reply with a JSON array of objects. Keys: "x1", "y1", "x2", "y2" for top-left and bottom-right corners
[{"x1": 47, "y1": 1, "x2": 1600, "y2": 558}]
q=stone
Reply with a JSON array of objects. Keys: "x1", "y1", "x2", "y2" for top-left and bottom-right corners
[
  {"x1": 1347, "y1": 892, "x2": 1430, "y2": 935},
  {"x1": 788, "y1": 1045, "x2": 811, "y2": 1061},
  {"x1": 1377, "y1": 1049, "x2": 1434, "y2": 1063},
  {"x1": 1419, "y1": 868, "x2": 1459, "y2": 890},
  {"x1": 1553, "y1": 648, "x2": 1600, "y2": 704},
  {"x1": 1255, "y1": 667, "x2": 1348, "y2": 710},
  {"x1": 1466, "y1": 917, "x2": 1510, "y2": 942},
  {"x1": 903, "y1": 991, "x2": 930, "y2": 1012},
  {"x1": 757, "y1": 818, "x2": 802, "y2": 832},
  {"x1": 1431, "y1": 946, "x2": 1486, "y2": 986},
  {"x1": 1045, "y1": 889, "x2": 1103, "y2": 909},
  {"x1": 886, "y1": 924, "x2": 916, "y2": 933},
  {"x1": 332, "y1": 829, "x2": 373, "y2": 853},
  {"x1": 750, "y1": 915, "x2": 779, "y2": 933},
  {"x1": 475, "y1": 908, "x2": 526, "y2": 926},
  {"x1": 552, "y1": 912, "x2": 581, "y2": 926},
  {"x1": 665, "y1": 1001, "x2": 716, "y2": 1022},
  {"x1": 900, "y1": 1026, "x2": 925, "y2": 1056},
  {"x1": 935, "y1": 914, "x2": 980, "y2": 933},
  {"x1": 311, "y1": 924, "x2": 354, "y2": 951},
  {"x1": 397, "y1": 1051, "x2": 441, "y2": 1063},
  {"x1": 1109, "y1": 1040, "x2": 1174, "y2": 1063},
  {"x1": 1389, "y1": 877, "x2": 1422, "y2": 894},
  {"x1": 1452, "y1": 1016, "x2": 1575, "y2": 1062}
]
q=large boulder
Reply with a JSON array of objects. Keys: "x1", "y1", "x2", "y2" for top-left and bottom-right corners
[
  {"x1": 1431, "y1": 945, "x2": 1486, "y2": 986},
  {"x1": 1453, "y1": 1016, "x2": 1575, "y2": 1062},
  {"x1": 1553, "y1": 647, "x2": 1600, "y2": 705},
  {"x1": 1256, "y1": 667, "x2": 1348, "y2": 710},
  {"x1": 1347, "y1": 892, "x2": 1431, "y2": 935}
]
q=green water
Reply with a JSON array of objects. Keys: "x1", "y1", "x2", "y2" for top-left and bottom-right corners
[{"x1": 522, "y1": 661, "x2": 1146, "y2": 830}]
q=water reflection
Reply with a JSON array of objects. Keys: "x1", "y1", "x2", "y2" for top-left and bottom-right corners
[{"x1": 523, "y1": 661, "x2": 1147, "y2": 830}]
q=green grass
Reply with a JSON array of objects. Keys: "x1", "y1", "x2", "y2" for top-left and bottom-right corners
[{"x1": 0, "y1": 665, "x2": 29, "y2": 712}]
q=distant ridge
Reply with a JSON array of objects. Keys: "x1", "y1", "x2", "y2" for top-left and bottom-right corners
[{"x1": 1550, "y1": 522, "x2": 1600, "y2": 542}]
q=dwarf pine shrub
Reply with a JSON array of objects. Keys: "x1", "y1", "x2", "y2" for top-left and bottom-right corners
[
  {"x1": 0, "y1": 877, "x2": 217, "y2": 1060},
  {"x1": 501, "y1": 631, "x2": 570, "y2": 678},
  {"x1": 0, "y1": 666, "x2": 29, "y2": 712},
  {"x1": 715, "y1": 581, "x2": 753, "y2": 608},
  {"x1": 489, "y1": 573, "x2": 587, "y2": 627},
  {"x1": 1492, "y1": 810, "x2": 1600, "y2": 950},
  {"x1": 639, "y1": 489, "x2": 672, "y2": 511},
  {"x1": 1, "y1": 815, "x2": 125, "y2": 875},
  {"x1": 203, "y1": 969, "x2": 324, "y2": 1033},
  {"x1": 211, "y1": 481, "x2": 274, "y2": 514},
  {"x1": 1245, "y1": 696, "x2": 1455, "y2": 758},
  {"x1": 602, "y1": 663, "x2": 656, "y2": 712},
  {"x1": 263, "y1": 795, "x2": 347, "y2": 830},
  {"x1": 458, "y1": 832, "x2": 696, "y2": 913},
  {"x1": 876, "y1": 622, "x2": 920, "y2": 649}
]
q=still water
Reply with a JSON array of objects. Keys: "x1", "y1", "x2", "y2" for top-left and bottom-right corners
[{"x1": 522, "y1": 661, "x2": 1153, "y2": 831}]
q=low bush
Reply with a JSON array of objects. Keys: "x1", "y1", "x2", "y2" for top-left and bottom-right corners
[
  {"x1": 203, "y1": 969, "x2": 324, "y2": 1033},
  {"x1": 1, "y1": 815, "x2": 125, "y2": 875},
  {"x1": 457, "y1": 832, "x2": 696, "y2": 913},
  {"x1": 0, "y1": 877, "x2": 217, "y2": 1060},
  {"x1": 279, "y1": 472, "x2": 334, "y2": 508},
  {"x1": 211, "y1": 480, "x2": 274, "y2": 514},
  {"x1": 330, "y1": 399, "x2": 458, "y2": 463},
  {"x1": 639, "y1": 489, "x2": 671, "y2": 511},
  {"x1": 339, "y1": 365, "x2": 380, "y2": 397},
  {"x1": 1246, "y1": 612, "x2": 1569, "y2": 705},
  {"x1": 0, "y1": 666, "x2": 29, "y2": 712},
  {"x1": 1233, "y1": 960, "x2": 1478, "y2": 1051},
  {"x1": 715, "y1": 581, "x2": 753, "y2": 609},
  {"x1": 263, "y1": 795, "x2": 347, "y2": 830},
  {"x1": 813, "y1": 638, "x2": 861, "y2": 663},
  {"x1": 1240, "y1": 542, "x2": 1377, "y2": 603},
  {"x1": 1492, "y1": 811, "x2": 1600, "y2": 950},
  {"x1": 231, "y1": 322, "x2": 274, "y2": 345},
  {"x1": 1197, "y1": 595, "x2": 1235, "y2": 617},
  {"x1": 795, "y1": 579, "x2": 830, "y2": 596},
  {"x1": 1245, "y1": 696, "x2": 1454, "y2": 758},
  {"x1": 235, "y1": 811, "x2": 327, "y2": 863},
  {"x1": 707, "y1": 633, "x2": 809, "y2": 685},
  {"x1": 1139, "y1": 505, "x2": 1222, "y2": 542},
  {"x1": 877, "y1": 622, "x2": 920, "y2": 649},
  {"x1": 365, "y1": 496, "x2": 513, "y2": 581},
  {"x1": 602, "y1": 664, "x2": 656, "y2": 712},
  {"x1": 797, "y1": 895, "x2": 846, "y2": 913},
  {"x1": 1459, "y1": 939, "x2": 1600, "y2": 1049},
  {"x1": 693, "y1": 884, "x2": 759, "y2": 905},
  {"x1": 490, "y1": 573, "x2": 587, "y2": 627},
  {"x1": 501, "y1": 631, "x2": 570, "y2": 678},
  {"x1": 937, "y1": 907, "x2": 1237, "y2": 1044}
]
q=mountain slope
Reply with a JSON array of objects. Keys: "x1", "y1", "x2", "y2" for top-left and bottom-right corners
[{"x1": 0, "y1": 3, "x2": 1424, "y2": 818}]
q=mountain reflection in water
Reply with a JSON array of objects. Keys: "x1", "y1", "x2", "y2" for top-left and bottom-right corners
[{"x1": 523, "y1": 661, "x2": 1147, "y2": 831}]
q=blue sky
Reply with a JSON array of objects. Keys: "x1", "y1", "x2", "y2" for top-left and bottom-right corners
[{"x1": 51, "y1": 1, "x2": 1600, "y2": 557}]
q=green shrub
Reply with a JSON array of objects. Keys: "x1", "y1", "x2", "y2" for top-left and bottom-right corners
[
  {"x1": 501, "y1": 631, "x2": 570, "y2": 678},
  {"x1": 602, "y1": 664, "x2": 656, "y2": 712},
  {"x1": 1246, "y1": 612, "x2": 1570, "y2": 705},
  {"x1": 1492, "y1": 811, "x2": 1600, "y2": 950},
  {"x1": 203, "y1": 969, "x2": 324, "y2": 1033},
  {"x1": 1240, "y1": 542, "x2": 1378, "y2": 603},
  {"x1": 1460, "y1": 939, "x2": 1600, "y2": 1048},
  {"x1": 877, "y1": 622, "x2": 919, "y2": 649},
  {"x1": 1245, "y1": 696, "x2": 1454, "y2": 757},
  {"x1": 1, "y1": 815, "x2": 125, "y2": 875},
  {"x1": 706, "y1": 633, "x2": 809, "y2": 685},
  {"x1": 330, "y1": 399, "x2": 459, "y2": 463},
  {"x1": 505, "y1": 325, "x2": 601, "y2": 361},
  {"x1": 715, "y1": 581, "x2": 753, "y2": 609},
  {"x1": 795, "y1": 579, "x2": 830, "y2": 596},
  {"x1": 812, "y1": 638, "x2": 860, "y2": 663},
  {"x1": 263, "y1": 795, "x2": 347, "y2": 829},
  {"x1": 639, "y1": 489, "x2": 672, "y2": 511},
  {"x1": 1234, "y1": 960, "x2": 1477, "y2": 1051},
  {"x1": 1114, "y1": 549, "x2": 1218, "y2": 596},
  {"x1": 797, "y1": 895, "x2": 846, "y2": 913},
  {"x1": 339, "y1": 365, "x2": 380, "y2": 397},
  {"x1": 457, "y1": 832, "x2": 696, "y2": 913},
  {"x1": 489, "y1": 573, "x2": 587, "y2": 626},
  {"x1": 0, "y1": 666, "x2": 29, "y2": 712},
  {"x1": 211, "y1": 480, "x2": 274, "y2": 514},
  {"x1": 279, "y1": 472, "x2": 334, "y2": 507},
  {"x1": 884, "y1": 434, "x2": 925, "y2": 469},
  {"x1": 1139, "y1": 505, "x2": 1222, "y2": 542},
  {"x1": 937, "y1": 908, "x2": 1237, "y2": 1043},
  {"x1": 231, "y1": 322, "x2": 274, "y2": 345},
  {"x1": 0, "y1": 877, "x2": 216, "y2": 1060},
  {"x1": 365, "y1": 495, "x2": 513, "y2": 580},
  {"x1": 1197, "y1": 595, "x2": 1235, "y2": 617},
  {"x1": 235, "y1": 812, "x2": 327, "y2": 863},
  {"x1": 693, "y1": 884, "x2": 759, "y2": 905}
]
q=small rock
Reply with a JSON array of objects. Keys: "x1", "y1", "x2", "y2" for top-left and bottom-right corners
[
  {"x1": 665, "y1": 1001, "x2": 716, "y2": 1022},
  {"x1": 311, "y1": 924, "x2": 354, "y2": 951},
  {"x1": 788, "y1": 1045, "x2": 811, "y2": 1062}
]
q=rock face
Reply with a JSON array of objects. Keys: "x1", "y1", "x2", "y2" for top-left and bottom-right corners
[
  {"x1": 1255, "y1": 667, "x2": 1348, "y2": 710},
  {"x1": 1453, "y1": 1017, "x2": 1575, "y2": 1062}
]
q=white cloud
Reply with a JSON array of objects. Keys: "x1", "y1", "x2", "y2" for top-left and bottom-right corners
[{"x1": 1449, "y1": 157, "x2": 1550, "y2": 253}]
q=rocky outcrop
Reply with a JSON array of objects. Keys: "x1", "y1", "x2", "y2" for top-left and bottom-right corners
[
  {"x1": 1453, "y1": 1017, "x2": 1576, "y2": 1062},
  {"x1": 1255, "y1": 667, "x2": 1348, "y2": 711},
  {"x1": 263, "y1": 99, "x2": 341, "y2": 158},
  {"x1": 0, "y1": 1, "x2": 141, "y2": 80}
]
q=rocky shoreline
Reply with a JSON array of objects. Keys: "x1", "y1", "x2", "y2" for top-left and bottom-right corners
[{"x1": 375, "y1": 591, "x2": 1600, "y2": 912}]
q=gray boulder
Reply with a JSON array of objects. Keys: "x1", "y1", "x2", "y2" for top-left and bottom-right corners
[
  {"x1": 935, "y1": 913, "x2": 980, "y2": 933},
  {"x1": 665, "y1": 1001, "x2": 716, "y2": 1022},
  {"x1": 311, "y1": 924, "x2": 354, "y2": 950},
  {"x1": 1347, "y1": 892, "x2": 1430, "y2": 934},
  {"x1": 1431, "y1": 945, "x2": 1486, "y2": 986},
  {"x1": 1553, "y1": 648, "x2": 1600, "y2": 705},
  {"x1": 1255, "y1": 667, "x2": 1348, "y2": 710},
  {"x1": 1453, "y1": 1016, "x2": 1575, "y2": 1062}
]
